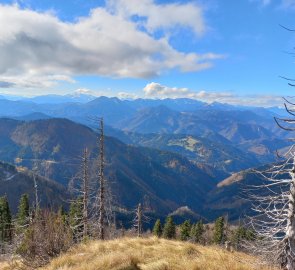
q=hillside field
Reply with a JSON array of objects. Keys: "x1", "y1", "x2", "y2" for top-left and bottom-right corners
[{"x1": 1, "y1": 237, "x2": 278, "y2": 270}]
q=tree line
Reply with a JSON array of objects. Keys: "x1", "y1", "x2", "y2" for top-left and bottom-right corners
[
  {"x1": 152, "y1": 216, "x2": 255, "y2": 249},
  {"x1": 0, "y1": 192, "x2": 257, "y2": 268}
]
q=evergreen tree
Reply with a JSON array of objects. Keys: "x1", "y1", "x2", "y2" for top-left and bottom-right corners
[
  {"x1": 180, "y1": 220, "x2": 191, "y2": 241},
  {"x1": 17, "y1": 194, "x2": 30, "y2": 228},
  {"x1": 191, "y1": 220, "x2": 204, "y2": 243},
  {"x1": 58, "y1": 205, "x2": 67, "y2": 225},
  {"x1": 213, "y1": 216, "x2": 225, "y2": 245},
  {"x1": 69, "y1": 197, "x2": 83, "y2": 242},
  {"x1": 153, "y1": 219, "x2": 162, "y2": 237},
  {"x1": 232, "y1": 226, "x2": 256, "y2": 250},
  {"x1": 0, "y1": 196, "x2": 12, "y2": 243},
  {"x1": 163, "y1": 216, "x2": 176, "y2": 239}
]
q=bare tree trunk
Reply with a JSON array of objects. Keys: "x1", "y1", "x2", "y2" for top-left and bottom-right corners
[
  {"x1": 98, "y1": 118, "x2": 105, "y2": 240},
  {"x1": 33, "y1": 174, "x2": 39, "y2": 214},
  {"x1": 285, "y1": 160, "x2": 295, "y2": 270},
  {"x1": 82, "y1": 148, "x2": 89, "y2": 240},
  {"x1": 32, "y1": 158, "x2": 40, "y2": 216},
  {"x1": 136, "y1": 203, "x2": 142, "y2": 237}
]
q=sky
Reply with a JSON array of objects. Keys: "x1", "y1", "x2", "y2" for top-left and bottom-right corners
[{"x1": 0, "y1": 0, "x2": 295, "y2": 106}]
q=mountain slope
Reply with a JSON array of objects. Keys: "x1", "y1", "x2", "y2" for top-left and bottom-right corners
[
  {"x1": 0, "y1": 118, "x2": 215, "y2": 215},
  {"x1": 116, "y1": 106, "x2": 289, "y2": 164},
  {"x1": 121, "y1": 132, "x2": 258, "y2": 175},
  {"x1": 205, "y1": 163, "x2": 287, "y2": 221},
  {"x1": 0, "y1": 161, "x2": 68, "y2": 213}
]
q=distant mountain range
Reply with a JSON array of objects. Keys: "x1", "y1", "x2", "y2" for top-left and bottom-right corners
[
  {"x1": 0, "y1": 96, "x2": 289, "y2": 150},
  {"x1": 0, "y1": 118, "x2": 218, "y2": 216},
  {"x1": 0, "y1": 96, "x2": 290, "y2": 221}
]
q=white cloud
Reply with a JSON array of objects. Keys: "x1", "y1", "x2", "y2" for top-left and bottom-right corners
[
  {"x1": 143, "y1": 82, "x2": 233, "y2": 100},
  {"x1": 143, "y1": 82, "x2": 283, "y2": 107},
  {"x1": 117, "y1": 91, "x2": 139, "y2": 99},
  {"x1": 0, "y1": 74, "x2": 74, "y2": 88},
  {"x1": 72, "y1": 88, "x2": 98, "y2": 96},
  {"x1": 0, "y1": 2, "x2": 223, "y2": 89},
  {"x1": 107, "y1": 0, "x2": 206, "y2": 35}
]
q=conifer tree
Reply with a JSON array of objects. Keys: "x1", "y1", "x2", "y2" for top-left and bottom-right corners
[
  {"x1": 17, "y1": 194, "x2": 30, "y2": 228},
  {"x1": 213, "y1": 216, "x2": 225, "y2": 245},
  {"x1": 163, "y1": 216, "x2": 176, "y2": 239},
  {"x1": 232, "y1": 226, "x2": 255, "y2": 250},
  {"x1": 153, "y1": 219, "x2": 162, "y2": 237},
  {"x1": 0, "y1": 196, "x2": 12, "y2": 243},
  {"x1": 191, "y1": 220, "x2": 204, "y2": 243},
  {"x1": 69, "y1": 197, "x2": 83, "y2": 242},
  {"x1": 58, "y1": 205, "x2": 67, "y2": 225},
  {"x1": 180, "y1": 220, "x2": 191, "y2": 241}
]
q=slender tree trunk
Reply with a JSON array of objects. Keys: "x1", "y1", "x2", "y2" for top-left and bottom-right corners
[
  {"x1": 285, "y1": 159, "x2": 295, "y2": 270},
  {"x1": 137, "y1": 203, "x2": 142, "y2": 237},
  {"x1": 98, "y1": 118, "x2": 105, "y2": 240},
  {"x1": 33, "y1": 174, "x2": 39, "y2": 214},
  {"x1": 83, "y1": 148, "x2": 89, "y2": 240}
]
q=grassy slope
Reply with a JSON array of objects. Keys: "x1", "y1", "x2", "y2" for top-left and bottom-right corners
[{"x1": 38, "y1": 237, "x2": 276, "y2": 270}]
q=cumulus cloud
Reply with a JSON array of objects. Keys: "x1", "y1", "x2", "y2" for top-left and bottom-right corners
[
  {"x1": 143, "y1": 82, "x2": 233, "y2": 101},
  {"x1": 107, "y1": 0, "x2": 206, "y2": 35},
  {"x1": 143, "y1": 82, "x2": 283, "y2": 107},
  {"x1": 0, "y1": 2, "x2": 223, "y2": 89}
]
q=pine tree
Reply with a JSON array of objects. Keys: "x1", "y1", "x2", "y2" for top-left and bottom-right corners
[
  {"x1": 213, "y1": 216, "x2": 225, "y2": 245},
  {"x1": 191, "y1": 220, "x2": 204, "y2": 243},
  {"x1": 153, "y1": 219, "x2": 162, "y2": 237},
  {"x1": 180, "y1": 220, "x2": 191, "y2": 241},
  {"x1": 0, "y1": 196, "x2": 12, "y2": 243},
  {"x1": 232, "y1": 226, "x2": 256, "y2": 250},
  {"x1": 163, "y1": 216, "x2": 176, "y2": 239},
  {"x1": 17, "y1": 194, "x2": 30, "y2": 228},
  {"x1": 69, "y1": 197, "x2": 83, "y2": 242},
  {"x1": 58, "y1": 205, "x2": 67, "y2": 225}
]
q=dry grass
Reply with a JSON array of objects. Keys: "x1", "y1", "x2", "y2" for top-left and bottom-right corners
[
  {"x1": 39, "y1": 237, "x2": 277, "y2": 270},
  {"x1": 0, "y1": 261, "x2": 10, "y2": 270}
]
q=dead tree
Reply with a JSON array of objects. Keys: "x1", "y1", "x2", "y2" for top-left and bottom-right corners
[
  {"x1": 98, "y1": 118, "x2": 105, "y2": 240},
  {"x1": 33, "y1": 174, "x2": 39, "y2": 213},
  {"x1": 82, "y1": 148, "x2": 89, "y2": 240},
  {"x1": 135, "y1": 203, "x2": 143, "y2": 237},
  {"x1": 247, "y1": 97, "x2": 295, "y2": 269},
  {"x1": 133, "y1": 203, "x2": 150, "y2": 237},
  {"x1": 32, "y1": 158, "x2": 40, "y2": 215},
  {"x1": 68, "y1": 148, "x2": 91, "y2": 241}
]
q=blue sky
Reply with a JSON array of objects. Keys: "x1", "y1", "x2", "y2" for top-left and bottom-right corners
[{"x1": 0, "y1": 0, "x2": 295, "y2": 106}]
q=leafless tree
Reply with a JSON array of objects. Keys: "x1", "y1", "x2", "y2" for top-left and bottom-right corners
[
  {"x1": 82, "y1": 148, "x2": 89, "y2": 240},
  {"x1": 133, "y1": 203, "x2": 150, "y2": 237},
  {"x1": 134, "y1": 203, "x2": 143, "y2": 237},
  {"x1": 247, "y1": 97, "x2": 295, "y2": 269},
  {"x1": 68, "y1": 148, "x2": 94, "y2": 241},
  {"x1": 98, "y1": 117, "x2": 106, "y2": 240}
]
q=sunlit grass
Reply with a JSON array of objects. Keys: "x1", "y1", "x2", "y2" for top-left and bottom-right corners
[{"x1": 40, "y1": 237, "x2": 277, "y2": 270}]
